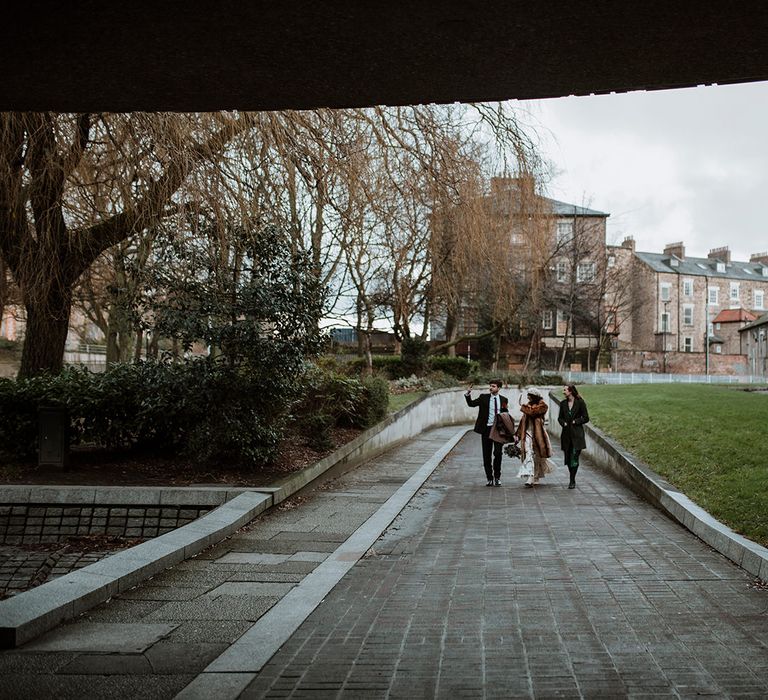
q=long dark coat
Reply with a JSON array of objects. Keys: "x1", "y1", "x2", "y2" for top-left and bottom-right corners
[
  {"x1": 558, "y1": 396, "x2": 590, "y2": 451},
  {"x1": 465, "y1": 392, "x2": 508, "y2": 434}
]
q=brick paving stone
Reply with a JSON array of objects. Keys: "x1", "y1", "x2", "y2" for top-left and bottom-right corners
[{"x1": 240, "y1": 432, "x2": 768, "y2": 699}]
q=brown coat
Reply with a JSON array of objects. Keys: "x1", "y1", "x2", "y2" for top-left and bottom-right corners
[
  {"x1": 516, "y1": 400, "x2": 552, "y2": 460},
  {"x1": 489, "y1": 412, "x2": 516, "y2": 444}
]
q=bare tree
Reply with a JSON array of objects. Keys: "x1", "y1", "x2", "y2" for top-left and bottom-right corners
[{"x1": 0, "y1": 112, "x2": 254, "y2": 377}]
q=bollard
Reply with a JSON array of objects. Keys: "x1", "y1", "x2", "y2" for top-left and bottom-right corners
[{"x1": 38, "y1": 405, "x2": 69, "y2": 468}]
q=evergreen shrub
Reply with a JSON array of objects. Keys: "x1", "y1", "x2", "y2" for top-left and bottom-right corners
[
  {"x1": 400, "y1": 337, "x2": 429, "y2": 376},
  {"x1": 428, "y1": 356, "x2": 479, "y2": 380}
]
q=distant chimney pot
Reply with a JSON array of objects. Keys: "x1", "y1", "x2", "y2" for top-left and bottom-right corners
[
  {"x1": 750, "y1": 251, "x2": 768, "y2": 265},
  {"x1": 621, "y1": 236, "x2": 635, "y2": 252},
  {"x1": 708, "y1": 246, "x2": 731, "y2": 263},
  {"x1": 663, "y1": 241, "x2": 685, "y2": 260}
]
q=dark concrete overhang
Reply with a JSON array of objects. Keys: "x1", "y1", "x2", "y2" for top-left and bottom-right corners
[{"x1": 3, "y1": 1, "x2": 768, "y2": 112}]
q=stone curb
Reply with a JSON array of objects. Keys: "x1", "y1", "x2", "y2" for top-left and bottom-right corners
[
  {"x1": 0, "y1": 485, "x2": 255, "y2": 507},
  {"x1": 0, "y1": 388, "x2": 475, "y2": 649},
  {"x1": 547, "y1": 392, "x2": 768, "y2": 582}
]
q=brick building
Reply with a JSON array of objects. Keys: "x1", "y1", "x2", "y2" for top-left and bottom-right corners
[
  {"x1": 430, "y1": 181, "x2": 768, "y2": 375},
  {"x1": 608, "y1": 241, "x2": 768, "y2": 373},
  {"x1": 430, "y1": 178, "x2": 610, "y2": 367}
]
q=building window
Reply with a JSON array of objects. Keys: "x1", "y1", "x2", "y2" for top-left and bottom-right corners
[
  {"x1": 542, "y1": 310, "x2": 554, "y2": 329},
  {"x1": 714, "y1": 345, "x2": 722, "y2": 354},
  {"x1": 660, "y1": 283, "x2": 671, "y2": 302},
  {"x1": 607, "y1": 255, "x2": 616, "y2": 268},
  {"x1": 730, "y1": 282, "x2": 740, "y2": 302},
  {"x1": 556, "y1": 261, "x2": 567, "y2": 283},
  {"x1": 716, "y1": 262, "x2": 726, "y2": 273},
  {"x1": 682, "y1": 305, "x2": 694, "y2": 325},
  {"x1": 556, "y1": 220, "x2": 573, "y2": 246},
  {"x1": 683, "y1": 279, "x2": 693, "y2": 297},
  {"x1": 708, "y1": 322, "x2": 714, "y2": 336},
  {"x1": 755, "y1": 290, "x2": 765, "y2": 309},
  {"x1": 577, "y1": 262, "x2": 595, "y2": 283},
  {"x1": 715, "y1": 322, "x2": 721, "y2": 330},
  {"x1": 660, "y1": 312, "x2": 670, "y2": 333},
  {"x1": 683, "y1": 337, "x2": 693, "y2": 352},
  {"x1": 708, "y1": 287, "x2": 719, "y2": 305}
]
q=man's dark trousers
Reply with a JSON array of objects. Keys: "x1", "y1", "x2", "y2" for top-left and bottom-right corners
[{"x1": 481, "y1": 427, "x2": 503, "y2": 481}]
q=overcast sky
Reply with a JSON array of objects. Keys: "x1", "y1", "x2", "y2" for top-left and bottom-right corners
[{"x1": 523, "y1": 80, "x2": 768, "y2": 263}]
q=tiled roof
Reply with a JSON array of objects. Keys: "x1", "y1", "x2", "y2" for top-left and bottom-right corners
[
  {"x1": 541, "y1": 197, "x2": 609, "y2": 217},
  {"x1": 635, "y1": 252, "x2": 768, "y2": 281},
  {"x1": 740, "y1": 312, "x2": 768, "y2": 332},
  {"x1": 712, "y1": 309, "x2": 758, "y2": 323}
]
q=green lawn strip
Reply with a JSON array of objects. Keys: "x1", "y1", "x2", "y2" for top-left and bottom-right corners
[
  {"x1": 388, "y1": 391, "x2": 428, "y2": 414},
  {"x1": 577, "y1": 384, "x2": 768, "y2": 548}
]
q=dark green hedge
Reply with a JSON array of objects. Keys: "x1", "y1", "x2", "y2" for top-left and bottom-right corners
[
  {"x1": 297, "y1": 367, "x2": 389, "y2": 450},
  {"x1": 347, "y1": 356, "x2": 406, "y2": 379},
  {"x1": 0, "y1": 362, "x2": 284, "y2": 465},
  {"x1": 428, "y1": 356, "x2": 479, "y2": 380},
  {"x1": 347, "y1": 354, "x2": 479, "y2": 381},
  {"x1": 0, "y1": 360, "x2": 392, "y2": 466}
]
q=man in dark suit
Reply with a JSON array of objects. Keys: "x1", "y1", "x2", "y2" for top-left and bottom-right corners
[{"x1": 465, "y1": 380, "x2": 509, "y2": 486}]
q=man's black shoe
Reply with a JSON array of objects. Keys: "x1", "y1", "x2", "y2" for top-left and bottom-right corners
[
  {"x1": 486, "y1": 479, "x2": 494, "y2": 486},
  {"x1": 494, "y1": 479, "x2": 501, "y2": 486}
]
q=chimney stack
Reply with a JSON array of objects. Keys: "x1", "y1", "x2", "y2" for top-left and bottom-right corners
[
  {"x1": 708, "y1": 246, "x2": 731, "y2": 263},
  {"x1": 663, "y1": 241, "x2": 685, "y2": 260},
  {"x1": 750, "y1": 251, "x2": 768, "y2": 265},
  {"x1": 621, "y1": 236, "x2": 635, "y2": 252},
  {"x1": 490, "y1": 176, "x2": 512, "y2": 195}
]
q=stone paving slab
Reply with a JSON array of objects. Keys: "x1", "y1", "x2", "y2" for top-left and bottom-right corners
[{"x1": 23, "y1": 622, "x2": 177, "y2": 653}]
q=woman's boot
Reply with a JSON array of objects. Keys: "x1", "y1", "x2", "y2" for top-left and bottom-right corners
[{"x1": 568, "y1": 466, "x2": 577, "y2": 489}]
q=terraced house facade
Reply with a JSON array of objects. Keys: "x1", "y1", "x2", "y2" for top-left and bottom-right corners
[{"x1": 608, "y1": 240, "x2": 768, "y2": 374}]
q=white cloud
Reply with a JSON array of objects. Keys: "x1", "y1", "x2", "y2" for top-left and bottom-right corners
[{"x1": 522, "y1": 81, "x2": 768, "y2": 262}]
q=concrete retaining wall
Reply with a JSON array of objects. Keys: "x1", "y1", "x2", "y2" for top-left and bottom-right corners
[{"x1": 546, "y1": 392, "x2": 768, "y2": 582}]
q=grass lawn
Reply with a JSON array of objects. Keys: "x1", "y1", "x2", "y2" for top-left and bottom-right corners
[
  {"x1": 388, "y1": 391, "x2": 427, "y2": 413},
  {"x1": 577, "y1": 384, "x2": 768, "y2": 547}
]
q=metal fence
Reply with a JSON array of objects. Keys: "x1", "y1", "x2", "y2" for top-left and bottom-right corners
[
  {"x1": 546, "y1": 370, "x2": 767, "y2": 385},
  {"x1": 63, "y1": 344, "x2": 107, "y2": 373}
]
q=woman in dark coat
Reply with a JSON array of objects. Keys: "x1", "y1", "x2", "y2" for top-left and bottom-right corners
[{"x1": 558, "y1": 384, "x2": 589, "y2": 489}]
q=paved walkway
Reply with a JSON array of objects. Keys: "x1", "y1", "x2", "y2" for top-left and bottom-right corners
[{"x1": 2, "y1": 426, "x2": 767, "y2": 699}]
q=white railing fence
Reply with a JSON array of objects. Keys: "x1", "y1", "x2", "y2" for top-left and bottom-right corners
[{"x1": 545, "y1": 370, "x2": 767, "y2": 385}]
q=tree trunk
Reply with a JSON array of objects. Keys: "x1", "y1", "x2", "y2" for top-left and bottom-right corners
[
  {"x1": 0, "y1": 257, "x2": 7, "y2": 327},
  {"x1": 362, "y1": 331, "x2": 373, "y2": 376},
  {"x1": 18, "y1": 283, "x2": 73, "y2": 377},
  {"x1": 134, "y1": 329, "x2": 144, "y2": 361},
  {"x1": 558, "y1": 319, "x2": 570, "y2": 373},
  {"x1": 445, "y1": 313, "x2": 457, "y2": 357},
  {"x1": 148, "y1": 332, "x2": 159, "y2": 359}
]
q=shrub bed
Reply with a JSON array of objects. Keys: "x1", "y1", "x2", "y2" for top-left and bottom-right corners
[{"x1": 0, "y1": 361, "x2": 393, "y2": 467}]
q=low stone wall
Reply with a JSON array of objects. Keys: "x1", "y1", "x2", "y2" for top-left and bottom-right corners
[
  {"x1": 614, "y1": 349, "x2": 748, "y2": 375},
  {"x1": 0, "y1": 505, "x2": 211, "y2": 545}
]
